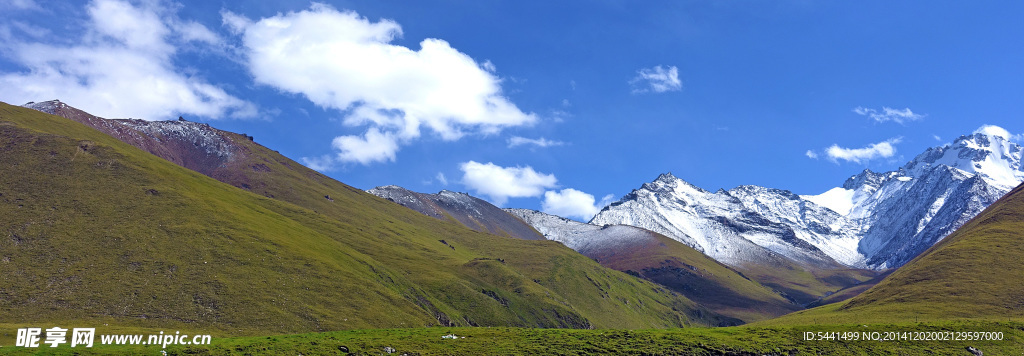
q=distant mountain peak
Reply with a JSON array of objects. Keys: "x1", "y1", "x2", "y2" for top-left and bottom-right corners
[
  {"x1": 655, "y1": 172, "x2": 678, "y2": 182},
  {"x1": 842, "y1": 169, "x2": 892, "y2": 190},
  {"x1": 899, "y1": 125, "x2": 1022, "y2": 189},
  {"x1": 642, "y1": 172, "x2": 708, "y2": 196}
]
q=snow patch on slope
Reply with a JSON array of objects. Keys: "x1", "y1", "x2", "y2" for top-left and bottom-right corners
[
  {"x1": 506, "y1": 208, "x2": 656, "y2": 253},
  {"x1": 801, "y1": 187, "x2": 854, "y2": 215}
]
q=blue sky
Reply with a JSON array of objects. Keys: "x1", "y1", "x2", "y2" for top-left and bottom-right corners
[{"x1": 2, "y1": 1, "x2": 1022, "y2": 220}]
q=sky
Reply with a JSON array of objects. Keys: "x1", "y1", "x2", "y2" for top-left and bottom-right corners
[{"x1": 2, "y1": 0, "x2": 1023, "y2": 221}]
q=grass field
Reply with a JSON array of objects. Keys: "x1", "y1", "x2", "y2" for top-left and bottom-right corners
[{"x1": 1, "y1": 320, "x2": 1021, "y2": 355}]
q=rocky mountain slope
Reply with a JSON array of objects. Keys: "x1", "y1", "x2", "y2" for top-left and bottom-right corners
[
  {"x1": 367, "y1": 185, "x2": 544, "y2": 240},
  {"x1": 506, "y1": 208, "x2": 803, "y2": 323}
]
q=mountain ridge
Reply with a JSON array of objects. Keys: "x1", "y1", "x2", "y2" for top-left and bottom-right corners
[
  {"x1": 594, "y1": 126, "x2": 1022, "y2": 271},
  {"x1": 367, "y1": 185, "x2": 545, "y2": 241}
]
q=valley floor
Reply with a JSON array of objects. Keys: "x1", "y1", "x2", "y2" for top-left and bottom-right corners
[{"x1": 2, "y1": 321, "x2": 1021, "y2": 355}]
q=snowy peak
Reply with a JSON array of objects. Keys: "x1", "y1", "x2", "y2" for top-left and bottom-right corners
[
  {"x1": 800, "y1": 125, "x2": 1024, "y2": 269},
  {"x1": 842, "y1": 169, "x2": 894, "y2": 190},
  {"x1": 655, "y1": 172, "x2": 679, "y2": 183},
  {"x1": 641, "y1": 172, "x2": 709, "y2": 195},
  {"x1": 901, "y1": 125, "x2": 1023, "y2": 189},
  {"x1": 592, "y1": 173, "x2": 854, "y2": 269}
]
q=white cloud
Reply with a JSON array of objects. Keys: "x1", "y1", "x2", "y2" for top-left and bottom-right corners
[
  {"x1": 436, "y1": 172, "x2": 448, "y2": 186},
  {"x1": 933, "y1": 135, "x2": 942, "y2": 141},
  {"x1": 853, "y1": 106, "x2": 924, "y2": 124},
  {"x1": 630, "y1": 65, "x2": 682, "y2": 94},
  {"x1": 825, "y1": 137, "x2": 902, "y2": 164},
  {"x1": 331, "y1": 127, "x2": 400, "y2": 165},
  {"x1": 541, "y1": 188, "x2": 613, "y2": 221},
  {"x1": 0, "y1": 0, "x2": 255, "y2": 120},
  {"x1": 805, "y1": 150, "x2": 818, "y2": 159},
  {"x1": 973, "y1": 125, "x2": 1011, "y2": 139},
  {"x1": 301, "y1": 155, "x2": 336, "y2": 172},
  {"x1": 507, "y1": 136, "x2": 565, "y2": 148},
  {"x1": 459, "y1": 161, "x2": 557, "y2": 206},
  {"x1": 225, "y1": 4, "x2": 537, "y2": 165},
  {"x1": 481, "y1": 60, "x2": 497, "y2": 73}
]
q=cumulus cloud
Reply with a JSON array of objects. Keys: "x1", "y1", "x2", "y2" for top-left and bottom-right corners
[
  {"x1": 224, "y1": 4, "x2": 537, "y2": 166},
  {"x1": 805, "y1": 150, "x2": 819, "y2": 159},
  {"x1": 825, "y1": 137, "x2": 902, "y2": 164},
  {"x1": 0, "y1": 0, "x2": 255, "y2": 120},
  {"x1": 973, "y1": 125, "x2": 1011, "y2": 139},
  {"x1": 331, "y1": 128, "x2": 401, "y2": 165},
  {"x1": 507, "y1": 136, "x2": 565, "y2": 148},
  {"x1": 459, "y1": 161, "x2": 557, "y2": 206},
  {"x1": 630, "y1": 65, "x2": 682, "y2": 94},
  {"x1": 542, "y1": 188, "x2": 614, "y2": 221},
  {"x1": 853, "y1": 106, "x2": 924, "y2": 124}
]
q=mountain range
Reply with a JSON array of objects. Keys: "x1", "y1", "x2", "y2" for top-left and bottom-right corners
[
  {"x1": 367, "y1": 182, "x2": 871, "y2": 317},
  {"x1": 367, "y1": 123, "x2": 1023, "y2": 313},
  {"x1": 592, "y1": 126, "x2": 1022, "y2": 272}
]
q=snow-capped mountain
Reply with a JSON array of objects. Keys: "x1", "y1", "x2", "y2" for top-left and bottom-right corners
[
  {"x1": 594, "y1": 125, "x2": 1023, "y2": 270},
  {"x1": 589, "y1": 173, "x2": 857, "y2": 269},
  {"x1": 804, "y1": 126, "x2": 1022, "y2": 269}
]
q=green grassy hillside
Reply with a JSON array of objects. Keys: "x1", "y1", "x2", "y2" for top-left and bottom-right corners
[
  {"x1": 763, "y1": 182, "x2": 1024, "y2": 325},
  {"x1": 576, "y1": 227, "x2": 801, "y2": 323},
  {"x1": 0, "y1": 102, "x2": 726, "y2": 335},
  {"x1": 735, "y1": 262, "x2": 877, "y2": 308}
]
